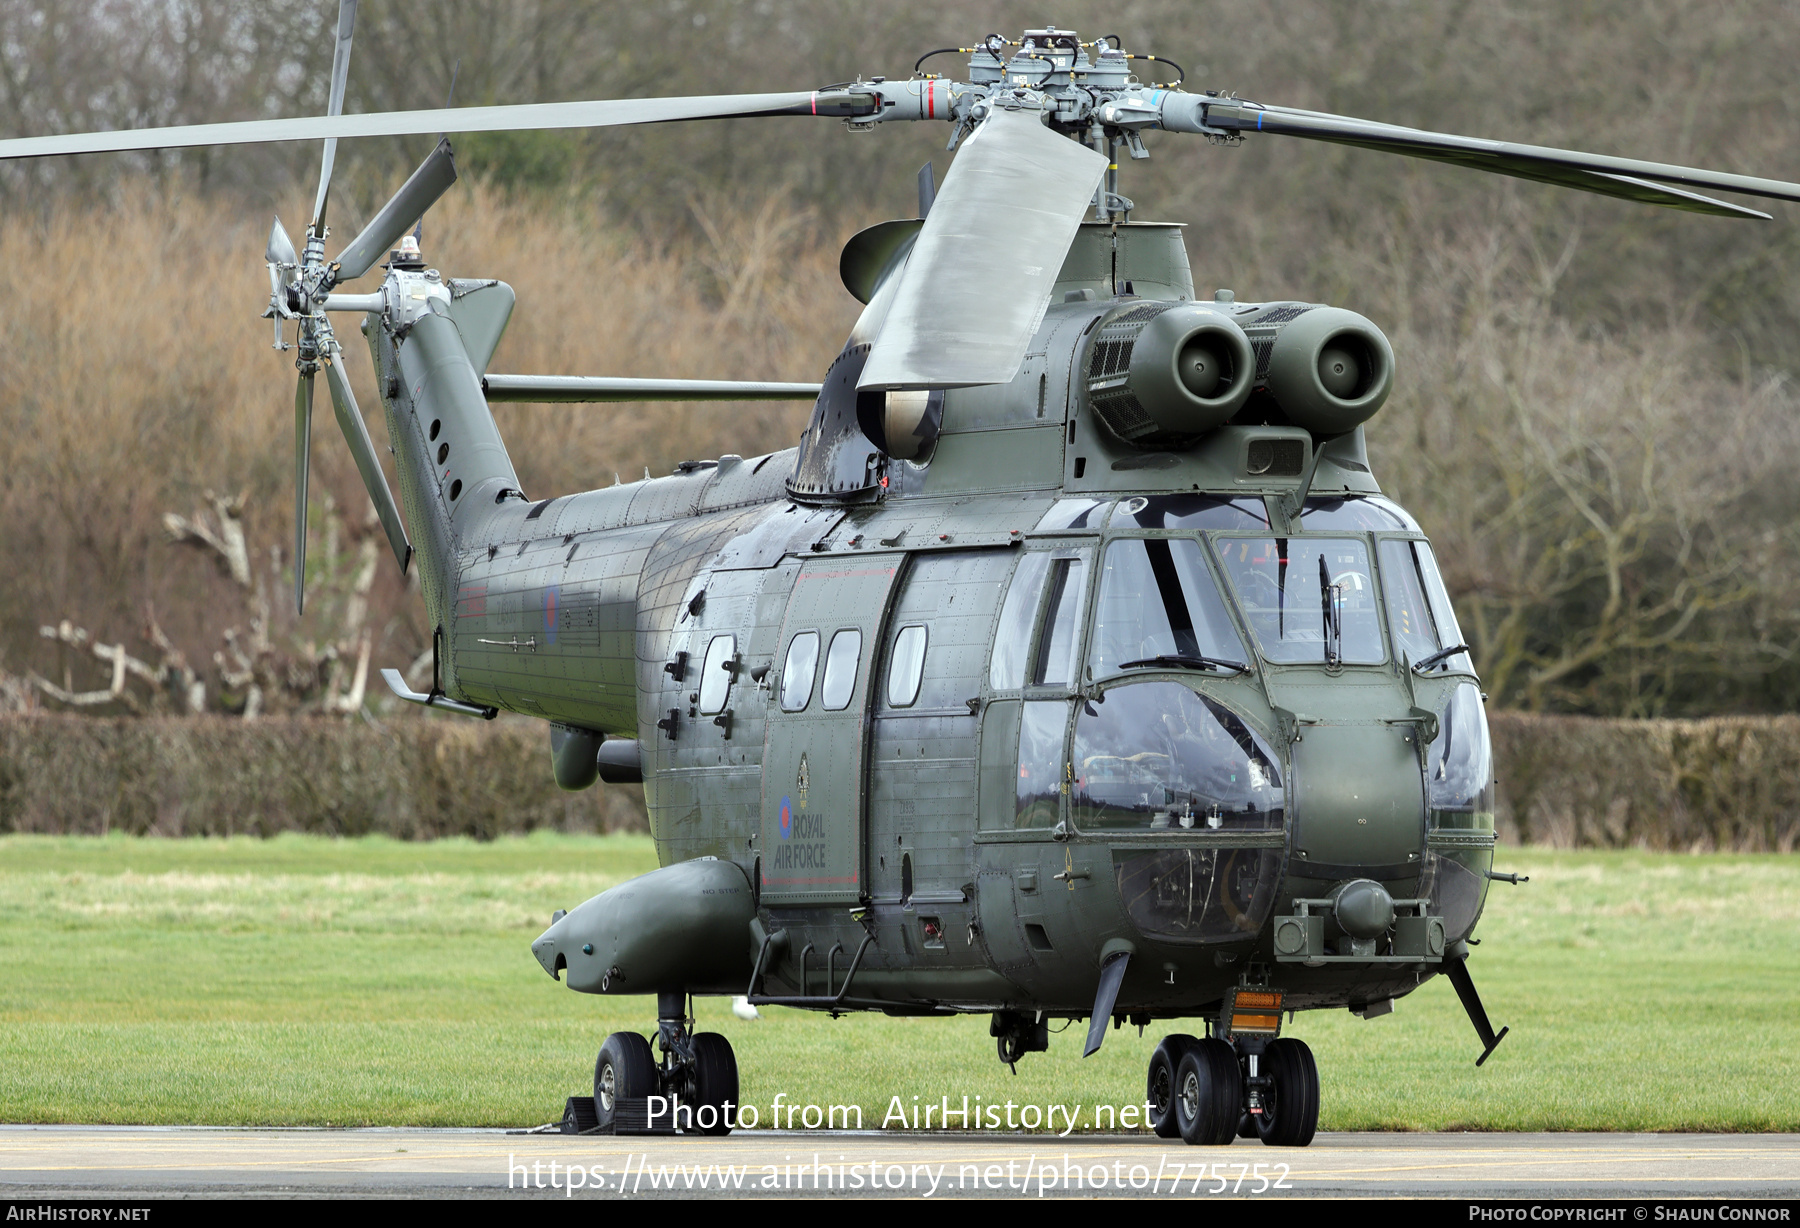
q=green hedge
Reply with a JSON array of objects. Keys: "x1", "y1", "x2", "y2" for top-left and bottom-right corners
[
  {"x1": 0, "y1": 713, "x2": 646, "y2": 838},
  {"x1": 1, "y1": 712, "x2": 1794, "y2": 849},
  {"x1": 1490, "y1": 713, "x2": 1800, "y2": 851}
]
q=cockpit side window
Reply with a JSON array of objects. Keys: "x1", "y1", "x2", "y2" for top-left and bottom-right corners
[
  {"x1": 1031, "y1": 558, "x2": 1087, "y2": 686},
  {"x1": 1377, "y1": 539, "x2": 1443, "y2": 665},
  {"x1": 989, "y1": 553, "x2": 1050, "y2": 690},
  {"x1": 1015, "y1": 699, "x2": 1069, "y2": 829},
  {"x1": 1412, "y1": 541, "x2": 1473, "y2": 674},
  {"x1": 1092, "y1": 537, "x2": 1246, "y2": 677}
]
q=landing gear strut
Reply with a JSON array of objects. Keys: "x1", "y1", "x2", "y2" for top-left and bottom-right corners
[
  {"x1": 654, "y1": 990, "x2": 739, "y2": 1135},
  {"x1": 593, "y1": 992, "x2": 739, "y2": 1135},
  {"x1": 1145, "y1": 1031, "x2": 1318, "y2": 1146}
]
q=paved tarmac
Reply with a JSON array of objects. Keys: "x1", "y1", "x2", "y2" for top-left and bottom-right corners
[{"x1": 4, "y1": 1126, "x2": 1799, "y2": 1199}]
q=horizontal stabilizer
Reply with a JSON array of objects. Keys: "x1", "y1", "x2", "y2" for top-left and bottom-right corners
[
  {"x1": 483, "y1": 375, "x2": 821, "y2": 402},
  {"x1": 380, "y1": 668, "x2": 496, "y2": 720}
]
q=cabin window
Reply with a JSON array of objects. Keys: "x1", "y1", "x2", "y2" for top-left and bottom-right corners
[
  {"x1": 887, "y1": 625, "x2": 927, "y2": 708},
  {"x1": 1031, "y1": 558, "x2": 1086, "y2": 685},
  {"x1": 698, "y1": 634, "x2": 735, "y2": 715},
  {"x1": 989, "y1": 553, "x2": 1050, "y2": 690},
  {"x1": 821, "y1": 629, "x2": 862, "y2": 710},
  {"x1": 1091, "y1": 538, "x2": 1246, "y2": 678},
  {"x1": 780, "y1": 631, "x2": 819, "y2": 712}
]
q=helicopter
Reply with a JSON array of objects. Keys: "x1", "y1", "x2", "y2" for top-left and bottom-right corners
[{"x1": 8, "y1": 7, "x2": 1800, "y2": 1149}]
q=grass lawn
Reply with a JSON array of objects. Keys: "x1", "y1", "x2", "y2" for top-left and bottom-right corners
[{"x1": 0, "y1": 833, "x2": 1794, "y2": 1132}]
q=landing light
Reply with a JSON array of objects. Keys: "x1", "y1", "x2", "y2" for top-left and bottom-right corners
[{"x1": 1225, "y1": 988, "x2": 1285, "y2": 1037}]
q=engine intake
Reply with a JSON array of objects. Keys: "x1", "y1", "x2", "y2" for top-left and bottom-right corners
[
  {"x1": 1263, "y1": 306, "x2": 1393, "y2": 435},
  {"x1": 1085, "y1": 303, "x2": 1254, "y2": 448}
]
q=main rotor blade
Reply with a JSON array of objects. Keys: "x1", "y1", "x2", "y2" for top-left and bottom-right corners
[
  {"x1": 323, "y1": 352, "x2": 413, "y2": 574},
  {"x1": 331, "y1": 138, "x2": 457, "y2": 282},
  {"x1": 0, "y1": 89, "x2": 847, "y2": 162},
  {"x1": 294, "y1": 370, "x2": 314, "y2": 616},
  {"x1": 310, "y1": 0, "x2": 360, "y2": 232},
  {"x1": 859, "y1": 107, "x2": 1108, "y2": 390},
  {"x1": 1202, "y1": 101, "x2": 1800, "y2": 214}
]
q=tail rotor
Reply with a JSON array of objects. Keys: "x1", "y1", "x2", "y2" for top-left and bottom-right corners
[{"x1": 261, "y1": 0, "x2": 449, "y2": 614}]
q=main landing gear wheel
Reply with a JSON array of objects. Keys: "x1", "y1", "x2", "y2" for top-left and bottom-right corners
[
  {"x1": 1146, "y1": 1034, "x2": 1199, "y2": 1139},
  {"x1": 685, "y1": 1032, "x2": 739, "y2": 1136},
  {"x1": 1174, "y1": 1037, "x2": 1241, "y2": 1146},
  {"x1": 1254, "y1": 1037, "x2": 1319, "y2": 1147},
  {"x1": 594, "y1": 1031, "x2": 656, "y2": 1132}
]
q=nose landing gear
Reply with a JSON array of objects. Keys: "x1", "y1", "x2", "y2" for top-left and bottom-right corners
[
  {"x1": 1246, "y1": 1036, "x2": 1319, "y2": 1146},
  {"x1": 1144, "y1": 1031, "x2": 1319, "y2": 1146},
  {"x1": 590, "y1": 991, "x2": 740, "y2": 1135}
]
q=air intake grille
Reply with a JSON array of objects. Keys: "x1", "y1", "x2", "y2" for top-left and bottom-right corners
[
  {"x1": 1085, "y1": 303, "x2": 1178, "y2": 444},
  {"x1": 1244, "y1": 305, "x2": 1313, "y2": 382},
  {"x1": 1251, "y1": 339, "x2": 1275, "y2": 381},
  {"x1": 1252, "y1": 304, "x2": 1313, "y2": 325}
]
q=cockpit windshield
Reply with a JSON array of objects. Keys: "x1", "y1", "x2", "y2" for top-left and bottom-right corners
[
  {"x1": 1091, "y1": 538, "x2": 1247, "y2": 677},
  {"x1": 1215, "y1": 537, "x2": 1385, "y2": 664}
]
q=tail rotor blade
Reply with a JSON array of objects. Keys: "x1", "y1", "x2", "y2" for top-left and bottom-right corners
[
  {"x1": 294, "y1": 371, "x2": 314, "y2": 615},
  {"x1": 310, "y1": 0, "x2": 360, "y2": 232},
  {"x1": 323, "y1": 351, "x2": 413, "y2": 574},
  {"x1": 331, "y1": 138, "x2": 458, "y2": 283},
  {"x1": 265, "y1": 216, "x2": 297, "y2": 267}
]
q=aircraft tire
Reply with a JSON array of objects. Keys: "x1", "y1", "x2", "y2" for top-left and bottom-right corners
[
  {"x1": 1146, "y1": 1034, "x2": 1199, "y2": 1139},
  {"x1": 593, "y1": 1031, "x2": 657, "y2": 1133},
  {"x1": 686, "y1": 1032, "x2": 740, "y2": 1136},
  {"x1": 1174, "y1": 1039, "x2": 1241, "y2": 1145},
  {"x1": 1255, "y1": 1037, "x2": 1319, "y2": 1147}
]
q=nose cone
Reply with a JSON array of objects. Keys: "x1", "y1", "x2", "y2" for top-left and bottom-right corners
[
  {"x1": 531, "y1": 917, "x2": 567, "y2": 979},
  {"x1": 1334, "y1": 878, "x2": 1396, "y2": 938}
]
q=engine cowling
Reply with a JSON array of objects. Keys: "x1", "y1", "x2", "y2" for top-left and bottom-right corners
[
  {"x1": 1085, "y1": 302, "x2": 1256, "y2": 447},
  {"x1": 1263, "y1": 306, "x2": 1394, "y2": 435}
]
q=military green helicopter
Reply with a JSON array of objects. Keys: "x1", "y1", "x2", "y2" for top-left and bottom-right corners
[{"x1": 10, "y1": 6, "x2": 1800, "y2": 1148}]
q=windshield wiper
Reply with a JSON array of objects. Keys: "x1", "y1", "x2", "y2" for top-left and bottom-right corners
[
  {"x1": 1412, "y1": 643, "x2": 1473, "y2": 674},
  {"x1": 1319, "y1": 555, "x2": 1342, "y2": 668},
  {"x1": 1119, "y1": 654, "x2": 1251, "y2": 676}
]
